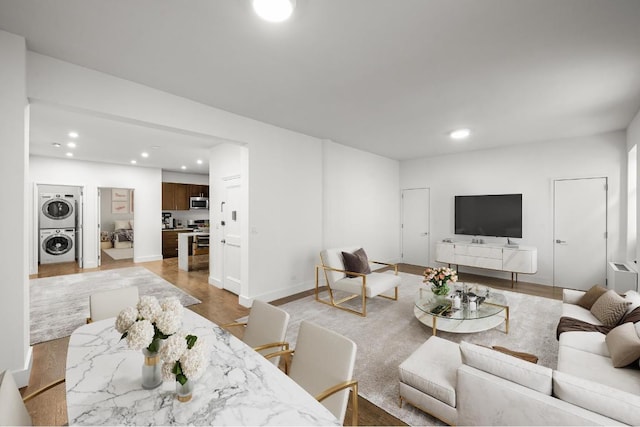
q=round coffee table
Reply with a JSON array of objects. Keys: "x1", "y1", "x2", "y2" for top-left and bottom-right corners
[{"x1": 414, "y1": 283, "x2": 509, "y2": 335}]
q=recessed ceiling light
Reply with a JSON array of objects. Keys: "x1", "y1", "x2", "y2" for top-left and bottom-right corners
[
  {"x1": 51, "y1": 142, "x2": 61, "y2": 148},
  {"x1": 252, "y1": 0, "x2": 295, "y2": 22},
  {"x1": 181, "y1": 165, "x2": 187, "y2": 170},
  {"x1": 65, "y1": 152, "x2": 73, "y2": 157},
  {"x1": 196, "y1": 159, "x2": 203, "y2": 165},
  {"x1": 131, "y1": 160, "x2": 137, "y2": 164},
  {"x1": 68, "y1": 131, "x2": 79, "y2": 138},
  {"x1": 449, "y1": 128, "x2": 471, "y2": 140},
  {"x1": 141, "y1": 152, "x2": 149, "y2": 158},
  {"x1": 67, "y1": 142, "x2": 76, "y2": 148}
]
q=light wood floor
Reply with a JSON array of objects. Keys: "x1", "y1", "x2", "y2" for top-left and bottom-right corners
[{"x1": 24, "y1": 259, "x2": 561, "y2": 426}]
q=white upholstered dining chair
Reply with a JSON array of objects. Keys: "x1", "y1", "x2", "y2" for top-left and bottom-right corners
[
  {"x1": 222, "y1": 299, "x2": 290, "y2": 364},
  {"x1": 87, "y1": 286, "x2": 139, "y2": 323},
  {"x1": 266, "y1": 320, "x2": 358, "y2": 425},
  {"x1": 0, "y1": 370, "x2": 65, "y2": 426}
]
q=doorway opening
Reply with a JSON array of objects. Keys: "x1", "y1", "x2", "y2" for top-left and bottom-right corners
[{"x1": 98, "y1": 187, "x2": 135, "y2": 266}]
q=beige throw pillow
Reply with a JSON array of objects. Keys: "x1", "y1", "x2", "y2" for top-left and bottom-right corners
[
  {"x1": 605, "y1": 322, "x2": 640, "y2": 367},
  {"x1": 590, "y1": 290, "x2": 631, "y2": 326},
  {"x1": 577, "y1": 285, "x2": 608, "y2": 309}
]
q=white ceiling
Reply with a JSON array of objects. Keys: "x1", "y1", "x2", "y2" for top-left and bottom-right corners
[{"x1": 2, "y1": 0, "x2": 640, "y2": 168}]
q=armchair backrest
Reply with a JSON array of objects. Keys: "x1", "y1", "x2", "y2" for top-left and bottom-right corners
[
  {"x1": 243, "y1": 300, "x2": 290, "y2": 362},
  {"x1": 320, "y1": 247, "x2": 360, "y2": 287},
  {"x1": 289, "y1": 321, "x2": 357, "y2": 423}
]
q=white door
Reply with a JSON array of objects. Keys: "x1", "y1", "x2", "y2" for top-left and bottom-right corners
[
  {"x1": 554, "y1": 178, "x2": 607, "y2": 290},
  {"x1": 401, "y1": 188, "x2": 430, "y2": 266},
  {"x1": 222, "y1": 177, "x2": 241, "y2": 295}
]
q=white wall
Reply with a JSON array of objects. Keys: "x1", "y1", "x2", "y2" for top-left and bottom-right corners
[
  {"x1": 323, "y1": 140, "x2": 401, "y2": 262},
  {"x1": 0, "y1": 30, "x2": 31, "y2": 387},
  {"x1": 30, "y1": 157, "x2": 162, "y2": 268},
  {"x1": 401, "y1": 132, "x2": 627, "y2": 286},
  {"x1": 162, "y1": 171, "x2": 208, "y2": 184},
  {"x1": 629, "y1": 108, "x2": 640, "y2": 265}
]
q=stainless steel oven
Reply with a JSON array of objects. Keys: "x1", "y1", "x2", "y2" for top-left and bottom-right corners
[{"x1": 190, "y1": 197, "x2": 209, "y2": 210}]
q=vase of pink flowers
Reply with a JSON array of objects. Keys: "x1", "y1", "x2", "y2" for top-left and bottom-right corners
[{"x1": 423, "y1": 266, "x2": 458, "y2": 296}]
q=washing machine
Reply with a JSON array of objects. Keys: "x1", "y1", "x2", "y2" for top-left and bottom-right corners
[
  {"x1": 40, "y1": 229, "x2": 76, "y2": 264},
  {"x1": 39, "y1": 193, "x2": 76, "y2": 229}
]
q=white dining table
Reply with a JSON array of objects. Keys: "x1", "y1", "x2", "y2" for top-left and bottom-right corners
[{"x1": 66, "y1": 309, "x2": 340, "y2": 426}]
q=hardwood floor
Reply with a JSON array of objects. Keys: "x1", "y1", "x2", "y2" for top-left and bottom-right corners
[{"x1": 24, "y1": 260, "x2": 561, "y2": 426}]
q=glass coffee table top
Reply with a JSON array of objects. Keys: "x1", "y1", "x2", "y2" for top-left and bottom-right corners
[{"x1": 414, "y1": 283, "x2": 509, "y2": 335}]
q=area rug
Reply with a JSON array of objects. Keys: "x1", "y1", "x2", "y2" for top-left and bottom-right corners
[
  {"x1": 30, "y1": 266, "x2": 201, "y2": 345},
  {"x1": 103, "y1": 247, "x2": 134, "y2": 260},
  {"x1": 278, "y1": 272, "x2": 562, "y2": 426}
]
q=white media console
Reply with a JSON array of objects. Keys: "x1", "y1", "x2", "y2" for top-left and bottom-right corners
[{"x1": 435, "y1": 241, "x2": 537, "y2": 286}]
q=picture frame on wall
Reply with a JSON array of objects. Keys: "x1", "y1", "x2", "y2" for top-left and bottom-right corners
[
  {"x1": 112, "y1": 201, "x2": 129, "y2": 214},
  {"x1": 112, "y1": 188, "x2": 129, "y2": 202}
]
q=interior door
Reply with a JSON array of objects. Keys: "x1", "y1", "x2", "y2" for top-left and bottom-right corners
[
  {"x1": 401, "y1": 188, "x2": 430, "y2": 266},
  {"x1": 554, "y1": 178, "x2": 607, "y2": 290},
  {"x1": 222, "y1": 177, "x2": 241, "y2": 295}
]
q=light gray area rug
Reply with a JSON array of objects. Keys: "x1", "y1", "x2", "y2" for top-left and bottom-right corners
[
  {"x1": 30, "y1": 266, "x2": 201, "y2": 345},
  {"x1": 279, "y1": 272, "x2": 562, "y2": 426}
]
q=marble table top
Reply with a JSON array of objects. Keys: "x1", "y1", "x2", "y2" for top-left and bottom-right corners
[{"x1": 66, "y1": 309, "x2": 340, "y2": 426}]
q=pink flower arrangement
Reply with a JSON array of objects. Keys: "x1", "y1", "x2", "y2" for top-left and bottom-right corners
[{"x1": 423, "y1": 266, "x2": 458, "y2": 296}]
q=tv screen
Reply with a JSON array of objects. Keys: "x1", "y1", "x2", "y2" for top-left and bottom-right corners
[{"x1": 455, "y1": 194, "x2": 522, "y2": 238}]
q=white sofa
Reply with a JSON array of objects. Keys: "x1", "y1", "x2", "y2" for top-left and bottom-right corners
[
  {"x1": 457, "y1": 289, "x2": 640, "y2": 425},
  {"x1": 400, "y1": 289, "x2": 640, "y2": 425}
]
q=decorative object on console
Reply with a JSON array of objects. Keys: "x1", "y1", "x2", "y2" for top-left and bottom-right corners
[
  {"x1": 423, "y1": 266, "x2": 458, "y2": 296},
  {"x1": 160, "y1": 333, "x2": 209, "y2": 402},
  {"x1": 115, "y1": 296, "x2": 184, "y2": 389}
]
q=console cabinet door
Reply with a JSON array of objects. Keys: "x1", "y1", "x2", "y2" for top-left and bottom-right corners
[{"x1": 435, "y1": 243, "x2": 455, "y2": 263}]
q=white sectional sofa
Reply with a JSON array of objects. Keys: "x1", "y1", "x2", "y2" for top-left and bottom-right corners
[{"x1": 400, "y1": 288, "x2": 640, "y2": 425}]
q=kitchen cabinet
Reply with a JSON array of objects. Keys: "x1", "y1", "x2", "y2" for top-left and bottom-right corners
[
  {"x1": 162, "y1": 229, "x2": 193, "y2": 258},
  {"x1": 162, "y1": 182, "x2": 204, "y2": 210}
]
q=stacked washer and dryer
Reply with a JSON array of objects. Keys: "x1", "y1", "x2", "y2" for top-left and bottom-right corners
[{"x1": 39, "y1": 192, "x2": 77, "y2": 264}]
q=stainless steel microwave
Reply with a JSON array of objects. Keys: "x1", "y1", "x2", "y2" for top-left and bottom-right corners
[{"x1": 190, "y1": 197, "x2": 209, "y2": 210}]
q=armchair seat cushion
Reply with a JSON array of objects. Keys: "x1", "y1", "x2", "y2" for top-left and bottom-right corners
[{"x1": 333, "y1": 272, "x2": 401, "y2": 298}]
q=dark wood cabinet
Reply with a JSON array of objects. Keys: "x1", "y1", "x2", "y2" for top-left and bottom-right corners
[
  {"x1": 162, "y1": 182, "x2": 208, "y2": 211},
  {"x1": 162, "y1": 229, "x2": 193, "y2": 258}
]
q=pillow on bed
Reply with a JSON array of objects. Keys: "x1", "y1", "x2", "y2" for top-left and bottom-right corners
[{"x1": 115, "y1": 220, "x2": 130, "y2": 230}]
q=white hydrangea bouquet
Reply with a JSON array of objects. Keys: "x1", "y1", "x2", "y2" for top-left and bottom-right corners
[
  {"x1": 115, "y1": 295, "x2": 183, "y2": 353},
  {"x1": 160, "y1": 332, "x2": 209, "y2": 386}
]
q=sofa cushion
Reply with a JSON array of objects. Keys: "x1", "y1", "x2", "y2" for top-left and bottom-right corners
[
  {"x1": 557, "y1": 345, "x2": 640, "y2": 395},
  {"x1": 399, "y1": 336, "x2": 461, "y2": 407},
  {"x1": 341, "y1": 248, "x2": 371, "y2": 278},
  {"x1": 553, "y1": 370, "x2": 640, "y2": 426},
  {"x1": 459, "y1": 341, "x2": 552, "y2": 395},
  {"x1": 559, "y1": 331, "x2": 610, "y2": 357},
  {"x1": 605, "y1": 322, "x2": 640, "y2": 367},
  {"x1": 590, "y1": 290, "x2": 630, "y2": 326},
  {"x1": 562, "y1": 303, "x2": 603, "y2": 325},
  {"x1": 576, "y1": 285, "x2": 607, "y2": 309}
]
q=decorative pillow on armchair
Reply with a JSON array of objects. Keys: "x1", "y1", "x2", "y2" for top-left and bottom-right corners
[{"x1": 342, "y1": 248, "x2": 372, "y2": 278}]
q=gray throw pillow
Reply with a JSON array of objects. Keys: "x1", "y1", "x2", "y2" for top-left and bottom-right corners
[
  {"x1": 590, "y1": 290, "x2": 631, "y2": 327},
  {"x1": 342, "y1": 248, "x2": 372, "y2": 278}
]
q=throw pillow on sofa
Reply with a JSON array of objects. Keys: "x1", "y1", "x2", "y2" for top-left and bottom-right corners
[
  {"x1": 576, "y1": 285, "x2": 607, "y2": 309},
  {"x1": 590, "y1": 290, "x2": 631, "y2": 326},
  {"x1": 342, "y1": 248, "x2": 372, "y2": 278},
  {"x1": 605, "y1": 322, "x2": 640, "y2": 367}
]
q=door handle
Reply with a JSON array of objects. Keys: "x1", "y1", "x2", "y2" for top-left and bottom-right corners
[
  {"x1": 421, "y1": 232, "x2": 429, "y2": 236},
  {"x1": 221, "y1": 239, "x2": 226, "y2": 244},
  {"x1": 555, "y1": 239, "x2": 567, "y2": 244}
]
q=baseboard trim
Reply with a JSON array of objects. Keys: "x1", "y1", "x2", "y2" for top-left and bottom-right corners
[
  {"x1": 240, "y1": 280, "x2": 316, "y2": 307},
  {"x1": 208, "y1": 276, "x2": 223, "y2": 289}
]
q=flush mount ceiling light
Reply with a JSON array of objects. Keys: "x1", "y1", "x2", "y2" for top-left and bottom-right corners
[
  {"x1": 67, "y1": 142, "x2": 76, "y2": 148},
  {"x1": 131, "y1": 160, "x2": 137, "y2": 164},
  {"x1": 197, "y1": 159, "x2": 203, "y2": 165},
  {"x1": 141, "y1": 152, "x2": 149, "y2": 158},
  {"x1": 51, "y1": 142, "x2": 61, "y2": 148},
  {"x1": 181, "y1": 165, "x2": 187, "y2": 170},
  {"x1": 449, "y1": 128, "x2": 471, "y2": 140},
  {"x1": 252, "y1": 0, "x2": 296, "y2": 22},
  {"x1": 68, "y1": 131, "x2": 79, "y2": 138},
  {"x1": 65, "y1": 152, "x2": 73, "y2": 157}
]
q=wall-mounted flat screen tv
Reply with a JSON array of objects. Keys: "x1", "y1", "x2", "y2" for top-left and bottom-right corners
[{"x1": 455, "y1": 194, "x2": 522, "y2": 238}]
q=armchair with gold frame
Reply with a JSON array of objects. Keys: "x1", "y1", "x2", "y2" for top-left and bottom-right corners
[{"x1": 315, "y1": 247, "x2": 401, "y2": 317}]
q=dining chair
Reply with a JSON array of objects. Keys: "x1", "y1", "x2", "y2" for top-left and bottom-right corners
[
  {"x1": 87, "y1": 286, "x2": 139, "y2": 323},
  {"x1": 0, "y1": 370, "x2": 65, "y2": 426},
  {"x1": 222, "y1": 299, "x2": 290, "y2": 364},
  {"x1": 266, "y1": 320, "x2": 358, "y2": 425}
]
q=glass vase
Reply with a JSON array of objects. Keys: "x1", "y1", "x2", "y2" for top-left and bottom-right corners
[
  {"x1": 141, "y1": 348, "x2": 162, "y2": 390},
  {"x1": 176, "y1": 379, "x2": 194, "y2": 402}
]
